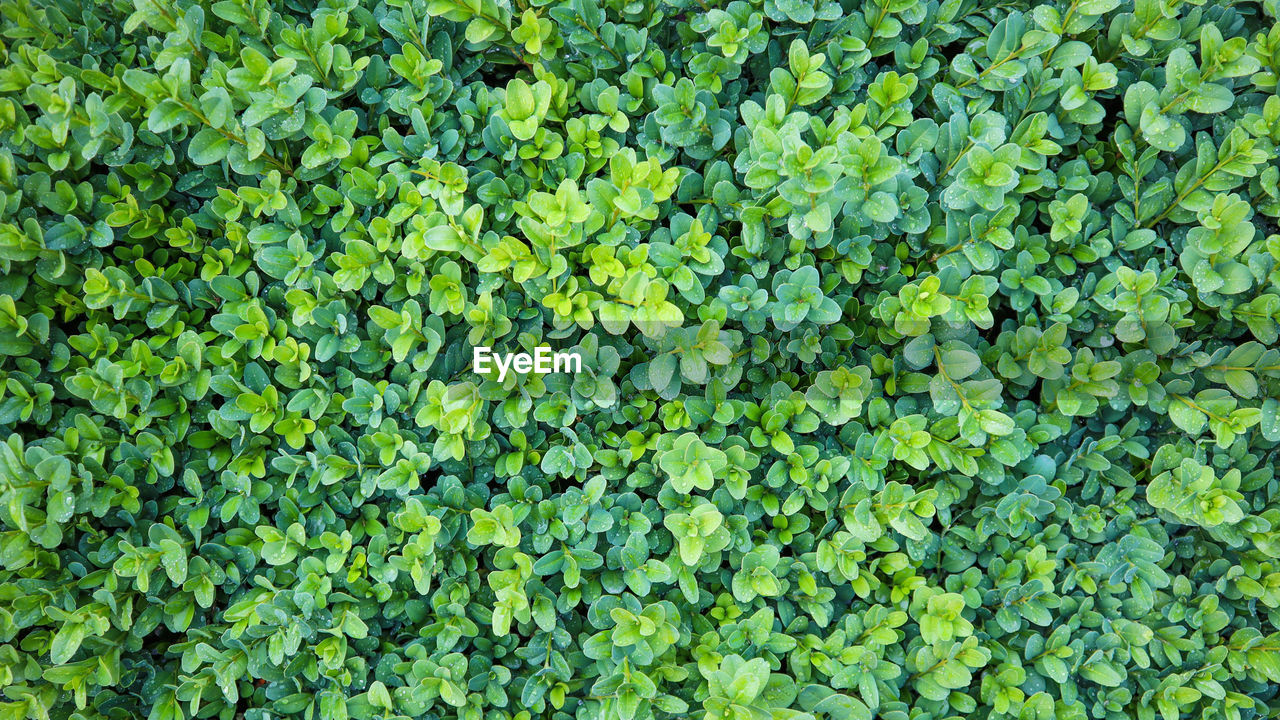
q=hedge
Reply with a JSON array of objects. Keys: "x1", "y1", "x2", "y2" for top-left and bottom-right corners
[{"x1": 2, "y1": 0, "x2": 1280, "y2": 719}]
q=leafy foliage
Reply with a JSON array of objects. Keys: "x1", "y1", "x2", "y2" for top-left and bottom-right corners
[{"x1": 1, "y1": 0, "x2": 1280, "y2": 719}]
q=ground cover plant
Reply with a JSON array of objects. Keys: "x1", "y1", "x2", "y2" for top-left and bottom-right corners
[{"x1": 2, "y1": 0, "x2": 1280, "y2": 718}]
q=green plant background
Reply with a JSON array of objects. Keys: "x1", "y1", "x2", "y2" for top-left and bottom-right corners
[{"x1": 2, "y1": 0, "x2": 1280, "y2": 719}]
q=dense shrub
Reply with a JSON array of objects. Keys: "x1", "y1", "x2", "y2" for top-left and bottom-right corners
[{"x1": 3, "y1": 0, "x2": 1280, "y2": 719}]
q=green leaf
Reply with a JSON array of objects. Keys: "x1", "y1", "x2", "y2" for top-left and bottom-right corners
[{"x1": 188, "y1": 128, "x2": 231, "y2": 165}]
